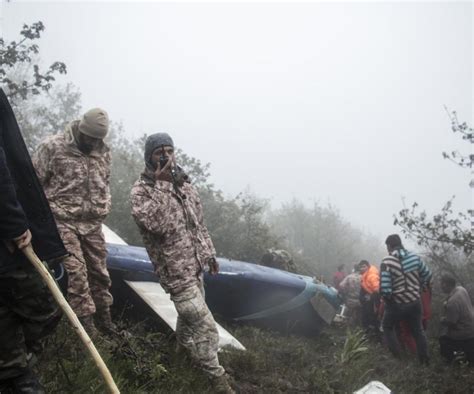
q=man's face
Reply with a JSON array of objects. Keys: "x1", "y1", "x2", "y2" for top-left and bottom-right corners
[
  {"x1": 77, "y1": 132, "x2": 102, "y2": 154},
  {"x1": 440, "y1": 280, "x2": 452, "y2": 294},
  {"x1": 151, "y1": 145, "x2": 174, "y2": 170},
  {"x1": 359, "y1": 264, "x2": 369, "y2": 274}
]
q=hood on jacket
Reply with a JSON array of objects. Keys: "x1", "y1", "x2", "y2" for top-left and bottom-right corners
[{"x1": 144, "y1": 132, "x2": 174, "y2": 171}]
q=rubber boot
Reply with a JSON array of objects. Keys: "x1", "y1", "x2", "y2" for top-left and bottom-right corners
[
  {"x1": 79, "y1": 315, "x2": 99, "y2": 338},
  {"x1": 10, "y1": 368, "x2": 45, "y2": 394}
]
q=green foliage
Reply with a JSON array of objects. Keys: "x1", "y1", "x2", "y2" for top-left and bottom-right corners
[
  {"x1": 175, "y1": 148, "x2": 211, "y2": 189},
  {"x1": 14, "y1": 83, "x2": 82, "y2": 150},
  {"x1": 442, "y1": 108, "x2": 473, "y2": 171},
  {"x1": 36, "y1": 319, "x2": 474, "y2": 393},
  {"x1": 338, "y1": 329, "x2": 369, "y2": 364},
  {"x1": 268, "y1": 199, "x2": 385, "y2": 277},
  {"x1": 1, "y1": 21, "x2": 66, "y2": 100},
  {"x1": 395, "y1": 198, "x2": 473, "y2": 255},
  {"x1": 38, "y1": 320, "x2": 174, "y2": 393},
  {"x1": 394, "y1": 111, "x2": 473, "y2": 285},
  {"x1": 177, "y1": 150, "x2": 278, "y2": 262},
  {"x1": 221, "y1": 325, "x2": 474, "y2": 393},
  {"x1": 201, "y1": 190, "x2": 278, "y2": 262},
  {"x1": 105, "y1": 127, "x2": 145, "y2": 246}
]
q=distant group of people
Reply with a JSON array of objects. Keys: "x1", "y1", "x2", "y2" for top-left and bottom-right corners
[
  {"x1": 335, "y1": 234, "x2": 474, "y2": 365},
  {"x1": 1, "y1": 91, "x2": 234, "y2": 393}
]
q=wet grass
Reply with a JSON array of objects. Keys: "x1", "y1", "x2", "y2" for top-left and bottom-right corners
[{"x1": 37, "y1": 317, "x2": 474, "y2": 393}]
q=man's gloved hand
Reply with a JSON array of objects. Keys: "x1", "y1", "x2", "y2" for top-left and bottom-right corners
[{"x1": 208, "y1": 257, "x2": 219, "y2": 275}]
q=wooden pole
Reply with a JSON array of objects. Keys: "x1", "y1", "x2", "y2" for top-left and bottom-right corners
[{"x1": 23, "y1": 244, "x2": 120, "y2": 394}]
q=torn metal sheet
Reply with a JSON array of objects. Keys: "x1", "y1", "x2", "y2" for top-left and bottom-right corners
[{"x1": 125, "y1": 280, "x2": 246, "y2": 351}]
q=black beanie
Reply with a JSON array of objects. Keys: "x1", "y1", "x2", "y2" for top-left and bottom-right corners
[{"x1": 144, "y1": 133, "x2": 174, "y2": 169}]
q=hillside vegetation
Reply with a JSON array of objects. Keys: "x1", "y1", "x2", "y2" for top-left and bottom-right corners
[{"x1": 37, "y1": 313, "x2": 474, "y2": 393}]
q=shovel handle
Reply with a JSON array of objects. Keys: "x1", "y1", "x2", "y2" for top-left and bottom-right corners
[{"x1": 23, "y1": 244, "x2": 120, "y2": 394}]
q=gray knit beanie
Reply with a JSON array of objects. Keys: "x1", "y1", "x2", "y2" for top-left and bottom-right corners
[
  {"x1": 144, "y1": 133, "x2": 174, "y2": 169},
  {"x1": 78, "y1": 108, "x2": 109, "y2": 139}
]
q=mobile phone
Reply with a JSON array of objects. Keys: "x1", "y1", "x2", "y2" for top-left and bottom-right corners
[{"x1": 159, "y1": 145, "x2": 168, "y2": 169}]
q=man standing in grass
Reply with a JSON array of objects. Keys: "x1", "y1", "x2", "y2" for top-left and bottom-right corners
[
  {"x1": 380, "y1": 234, "x2": 431, "y2": 364},
  {"x1": 34, "y1": 108, "x2": 116, "y2": 336},
  {"x1": 130, "y1": 133, "x2": 234, "y2": 394}
]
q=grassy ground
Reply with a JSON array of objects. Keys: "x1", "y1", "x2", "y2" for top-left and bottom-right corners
[{"x1": 36, "y1": 314, "x2": 474, "y2": 394}]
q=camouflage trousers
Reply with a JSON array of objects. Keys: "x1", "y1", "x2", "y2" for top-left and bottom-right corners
[
  {"x1": 171, "y1": 281, "x2": 225, "y2": 378},
  {"x1": 0, "y1": 264, "x2": 61, "y2": 380},
  {"x1": 57, "y1": 223, "x2": 113, "y2": 318}
]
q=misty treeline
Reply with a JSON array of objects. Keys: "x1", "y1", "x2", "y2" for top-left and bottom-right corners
[
  {"x1": 10, "y1": 81, "x2": 384, "y2": 277},
  {"x1": 3, "y1": 21, "x2": 471, "y2": 283}
]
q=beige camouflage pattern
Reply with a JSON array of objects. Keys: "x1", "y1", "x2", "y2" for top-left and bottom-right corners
[
  {"x1": 339, "y1": 272, "x2": 361, "y2": 326},
  {"x1": 33, "y1": 120, "x2": 111, "y2": 222},
  {"x1": 130, "y1": 175, "x2": 216, "y2": 294},
  {"x1": 33, "y1": 122, "x2": 113, "y2": 318},
  {"x1": 171, "y1": 280, "x2": 224, "y2": 378},
  {"x1": 261, "y1": 249, "x2": 297, "y2": 272},
  {"x1": 57, "y1": 222, "x2": 113, "y2": 317},
  {"x1": 0, "y1": 265, "x2": 61, "y2": 379},
  {"x1": 339, "y1": 272, "x2": 361, "y2": 305},
  {"x1": 131, "y1": 172, "x2": 225, "y2": 378}
]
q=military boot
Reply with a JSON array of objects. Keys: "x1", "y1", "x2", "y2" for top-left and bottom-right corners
[
  {"x1": 95, "y1": 307, "x2": 118, "y2": 335},
  {"x1": 79, "y1": 315, "x2": 99, "y2": 338},
  {"x1": 10, "y1": 368, "x2": 45, "y2": 394},
  {"x1": 211, "y1": 374, "x2": 235, "y2": 394}
]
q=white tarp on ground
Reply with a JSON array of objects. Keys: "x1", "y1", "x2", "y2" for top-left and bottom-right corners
[
  {"x1": 354, "y1": 381, "x2": 391, "y2": 394},
  {"x1": 102, "y1": 224, "x2": 246, "y2": 351}
]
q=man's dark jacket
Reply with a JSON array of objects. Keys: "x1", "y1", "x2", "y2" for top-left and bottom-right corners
[{"x1": 0, "y1": 88, "x2": 67, "y2": 271}]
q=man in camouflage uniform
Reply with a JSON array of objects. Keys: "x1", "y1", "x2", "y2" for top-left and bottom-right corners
[
  {"x1": 339, "y1": 264, "x2": 361, "y2": 326},
  {"x1": 130, "y1": 133, "x2": 234, "y2": 394},
  {"x1": 260, "y1": 248, "x2": 297, "y2": 272},
  {"x1": 33, "y1": 108, "x2": 115, "y2": 335}
]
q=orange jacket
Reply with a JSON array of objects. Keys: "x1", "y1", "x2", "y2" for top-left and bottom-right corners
[{"x1": 361, "y1": 265, "x2": 380, "y2": 294}]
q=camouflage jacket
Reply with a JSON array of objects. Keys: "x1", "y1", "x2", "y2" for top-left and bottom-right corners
[
  {"x1": 339, "y1": 272, "x2": 361, "y2": 304},
  {"x1": 130, "y1": 173, "x2": 216, "y2": 294},
  {"x1": 33, "y1": 121, "x2": 111, "y2": 224},
  {"x1": 261, "y1": 249, "x2": 296, "y2": 272}
]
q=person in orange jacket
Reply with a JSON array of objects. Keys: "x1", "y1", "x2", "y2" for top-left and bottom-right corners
[{"x1": 358, "y1": 260, "x2": 380, "y2": 333}]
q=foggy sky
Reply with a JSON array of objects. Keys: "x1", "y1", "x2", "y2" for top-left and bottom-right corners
[{"x1": 3, "y1": 1, "x2": 473, "y2": 239}]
